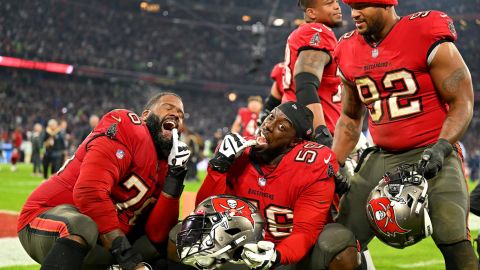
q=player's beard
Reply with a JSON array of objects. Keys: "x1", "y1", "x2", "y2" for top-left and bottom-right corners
[{"x1": 146, "y1": 113, "x2": 173, "y2": 160}]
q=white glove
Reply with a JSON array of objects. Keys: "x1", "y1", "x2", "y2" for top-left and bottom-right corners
[
  {"x1": 209, "y1": 132, "x2": 257, "y2": 173},
  {"x1": 168, "y1": 128, "x2": 191, "y2": 167},
  {"x1": 181, "y1": 255, "x2": 222, "y2": 270},
  {"x1": 219, "y1": 132, "x2": 257, "y2": 159},
  {"x1": 241, "y1": 241, "x2": 278, "y2": 270}
]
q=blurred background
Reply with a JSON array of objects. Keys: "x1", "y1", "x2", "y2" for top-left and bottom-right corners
[{"x1": 0, "y1": 0, "x2": 479, "y2": 181}]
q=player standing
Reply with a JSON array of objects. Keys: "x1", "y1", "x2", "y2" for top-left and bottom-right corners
[
  {"x1": 326, "y1": 0, "x2": 476, "y2": 269},
  {"x1": 282, "y1": 0, "x2": 343, "y2": 147},
  {"x1": 231, "y1": 96, "x2": 263, "y2": 137}
]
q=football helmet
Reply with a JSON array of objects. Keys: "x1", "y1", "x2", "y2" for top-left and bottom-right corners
[
  {"x1": 366, "y1": 163, "x2": 433, "y2": 249},
  {"x1": 177, "y1": 195, "x2": 264, "y2": 269}
]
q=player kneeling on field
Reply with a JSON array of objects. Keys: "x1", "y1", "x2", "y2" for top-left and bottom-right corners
[
  {"x1": 172, "y1": 101, "x2": 360, "y2": 270},
  {"x1": 17, "y1": 93, "x2": 191, "y2": 270}
]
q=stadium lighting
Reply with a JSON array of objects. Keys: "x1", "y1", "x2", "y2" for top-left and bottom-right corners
[
  {"x1": 272, "y1": 18, "x2": 285, "y2": 27},
  {"x1": 228, "y1": 92, "x2": 237, "y2": 102},
  {"x1": 242, "y1": 15, "x2": 251, "y2": 22}
]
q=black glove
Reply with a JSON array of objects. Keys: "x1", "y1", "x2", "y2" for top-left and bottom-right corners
[
  {"x1": 334, "y1": 165, "x2": 351, "y2": 196},
  {"x1": 313, "y1": 125, "x2": 333, "y2": 148},
  {"x1": 110, "y1": 236, "x2": 142, "y2": 270},
  {"x1": 418, "y1": 139, "x2": 453, "y2": 179},
  {"x1": 209, "y1": 132, "x2": 257, "y2": 173}
]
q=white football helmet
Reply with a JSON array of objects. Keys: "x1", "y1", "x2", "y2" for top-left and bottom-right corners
[{"x1": 366, "y1": 163, "x2": 433, "y2": 249}]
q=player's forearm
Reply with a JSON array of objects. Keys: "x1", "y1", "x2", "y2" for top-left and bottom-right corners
[
  {"x1": 439, "y1": 101, "x2": 473, "y2": 143},
  {"x1": 145, "y1": 195, "x2": 179, "y2": 244},
  {"x1": 276, "y1": 233, "x2": 315, "y2": 265},
  {"x1": 332, "y1": 114, "x2": 362, "y2": 164}
]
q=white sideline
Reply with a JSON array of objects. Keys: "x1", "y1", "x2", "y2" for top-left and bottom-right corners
[{"x1": 0, "y1": 237, "x2": 37, "y2": 267}]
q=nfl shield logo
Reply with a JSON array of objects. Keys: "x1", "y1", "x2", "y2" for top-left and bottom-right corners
[
  {"x1": 372, "y1": 48, "x2": 379, "y2": 58},
  {"x1": 116, "y1": 149, "x2": 125, "y2": 159},
  {"x1": 258, "y1": 177, "x2": 267, "y2": 187}
]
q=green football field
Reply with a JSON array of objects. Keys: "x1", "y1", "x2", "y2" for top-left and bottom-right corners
[{"x1": 0, "y1": 163, "x2": 478, "y2": 270}]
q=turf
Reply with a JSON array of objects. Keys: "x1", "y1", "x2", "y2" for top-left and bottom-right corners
[{"x1": 0, "y1": 163, "x2": 478, "y2": 270}]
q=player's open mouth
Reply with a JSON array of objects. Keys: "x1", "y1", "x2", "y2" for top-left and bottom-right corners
[
  {"x1": 161, "y1": 119, "x2": 177, "y2": 137},
  {"x1": 256, "y1": 130, "x2": 268, "y2": 146}
]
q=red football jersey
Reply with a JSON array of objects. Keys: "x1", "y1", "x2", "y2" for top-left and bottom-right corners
[
  {"x1": 335, "y1": 11, "x2": 457, "y2": 151},
  {"x1": 283, "y1": 23, "x2": 342, "y2": 134},
  {"x1": 18, "y1": 109, "x2": 178, "y2": 243},
  {"x1": 197, "y1": 141, "x2": 337, "y2": 265},
  {"x1": 237, "y1": 107, "x2": 259, "y2": 137},
  {"x1": 270, "y1": 62, "x2": 285, "y2": 97}
]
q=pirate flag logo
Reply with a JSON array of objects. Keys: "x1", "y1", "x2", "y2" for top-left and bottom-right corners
[
  {"x1": 367, "y1": 197, "x2": 409, "y2": 236},
  {"x1": 212, "y1": 197, "x2": 255, "y2": 226}
]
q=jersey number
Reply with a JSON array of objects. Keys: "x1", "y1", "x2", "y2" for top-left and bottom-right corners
[
  {"x1": 116, "y1": 174, "x2": 154, "y2": 225},
  {"x1": 355, "y1": 69, "x2": 421, "y2": 123},
  {"x1": 265, "y1": 205, "x2": 294, "y2": 238}
]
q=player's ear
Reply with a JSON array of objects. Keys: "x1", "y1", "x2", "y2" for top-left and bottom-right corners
[
  {"x1": 305, "y1": 7, "x2": 316, "y2": 21},
  {"x1": 141, "y1": 110, "x2": 151, "y2": 121}
]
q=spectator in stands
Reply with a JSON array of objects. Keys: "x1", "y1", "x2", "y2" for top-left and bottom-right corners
[
  {"x1": 31, "y1": 123, "x2": 43, "y2": 177},
  {"x1": 42, "y1": 119, "x2": 66, "y2": 179}
]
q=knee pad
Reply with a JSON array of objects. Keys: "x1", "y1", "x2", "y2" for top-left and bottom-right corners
[{"x1": 313, "y1": 223, "x2": 357, "y2": 269}]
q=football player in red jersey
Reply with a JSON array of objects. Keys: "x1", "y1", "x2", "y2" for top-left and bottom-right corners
[
  {"x1": 17, "y1": 92, "x2": 191, "y2": 270},
  {"x1": 231, "y1": 96, "x2": 263, "y2": 137},
  {"x1": 282, "y1": 0, "x2": 344, "y2": 147},
  {"x1": 326, "y1": 0, "x2": 476, "y2": 269},
  {"x1": 189, "y1": 102, "x2": 359, "y2": 270}
]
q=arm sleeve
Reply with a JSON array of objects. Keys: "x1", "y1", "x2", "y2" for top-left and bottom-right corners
[
  {"x1": 195, "y1": 167, "x2": 228, "y2": 206},
  {"x1": 145, "y1": 194, "x2": 180, "y2": 244},
  {"x1": 73, "y1": 137, "x2": 131, "y2": 235},
  {"x1": 276, "y1": 177, "x2": 335, "y2": 265}
]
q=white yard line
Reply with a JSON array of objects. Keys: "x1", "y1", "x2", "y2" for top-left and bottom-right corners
[
  {"x1": 0, "y1": 237, "x2": 37, "y2": 267},
  {"x1": 397, "y1": 259, "x2": 444, "y2": 268}
]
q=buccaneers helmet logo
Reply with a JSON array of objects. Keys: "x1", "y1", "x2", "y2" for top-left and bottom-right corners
[
  {"x1": 368, "y1": 197, "x2": 409, "y2": 236},
  {"x1": 212, "y1": 197, "x2": 255, "y2": 226}
]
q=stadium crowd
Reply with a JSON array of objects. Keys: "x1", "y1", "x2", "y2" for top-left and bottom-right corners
[{"x1": 0, "y1": 0, "x2": 479, "y2": 180}]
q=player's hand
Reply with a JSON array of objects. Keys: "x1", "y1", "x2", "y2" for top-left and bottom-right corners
[
  {"x1": 168, "y1": 128, "x2": 191, "y2": 168},
  {"x1": 209, "y1": 132, "x2": 257, "y2": 173},
  {"x1": 418, "y1": 139, "x2": 453, "y2": 179},
  {"x1": 163, "y1": 129, "x2": 190, "y2": 197},
  {"x1": 334, "y1": 165, "x2": 351, "y2": 196},
  {"x1": 241, "y1": 241, "x2": 279, "y2": 270},
  {"x1": 313, "y1": 125, "x2": 333, "y2": 148},
  {"x1": 109, "y1": 236, "x2": 143, "y2": 270},
  {"x1": 181, "y1": 255, "x2": 222, "y2": 270}
]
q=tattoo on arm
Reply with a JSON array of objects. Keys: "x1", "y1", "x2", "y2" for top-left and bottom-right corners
[
  {"x1": 441, "y1": 68, "x2": 468, "y2": 93},
  {"x1": 337, "y1": 120, "x2": 359, "y2": 141},
  {"x1": 296, "y1": 50, "x2": 329, "y2": 77}
]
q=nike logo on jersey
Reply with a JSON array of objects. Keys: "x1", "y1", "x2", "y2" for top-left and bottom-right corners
[
  {"x1": 310, "y1": 27, "x2": 323, "y2": 32},
  {"x1": 111, "y1": 115, "x2": 121, "y2": 122},
  {"x1": 324, "y1": 154, "x2": 332, "y2": 164}
]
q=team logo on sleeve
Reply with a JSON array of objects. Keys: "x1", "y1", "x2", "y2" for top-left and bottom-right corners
[
  {"x1": 367, "y1": 197, "x2": 409, "y2": 236},
  {"x1": 212, "y1": 197, "x2": 255, "y2": 225},
  {"x1": 310, "y1": 33, "x2": 321, "y2": 46},
  {"x1": 448, "y1": 21, "x2": 457, "y2": 37}
]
